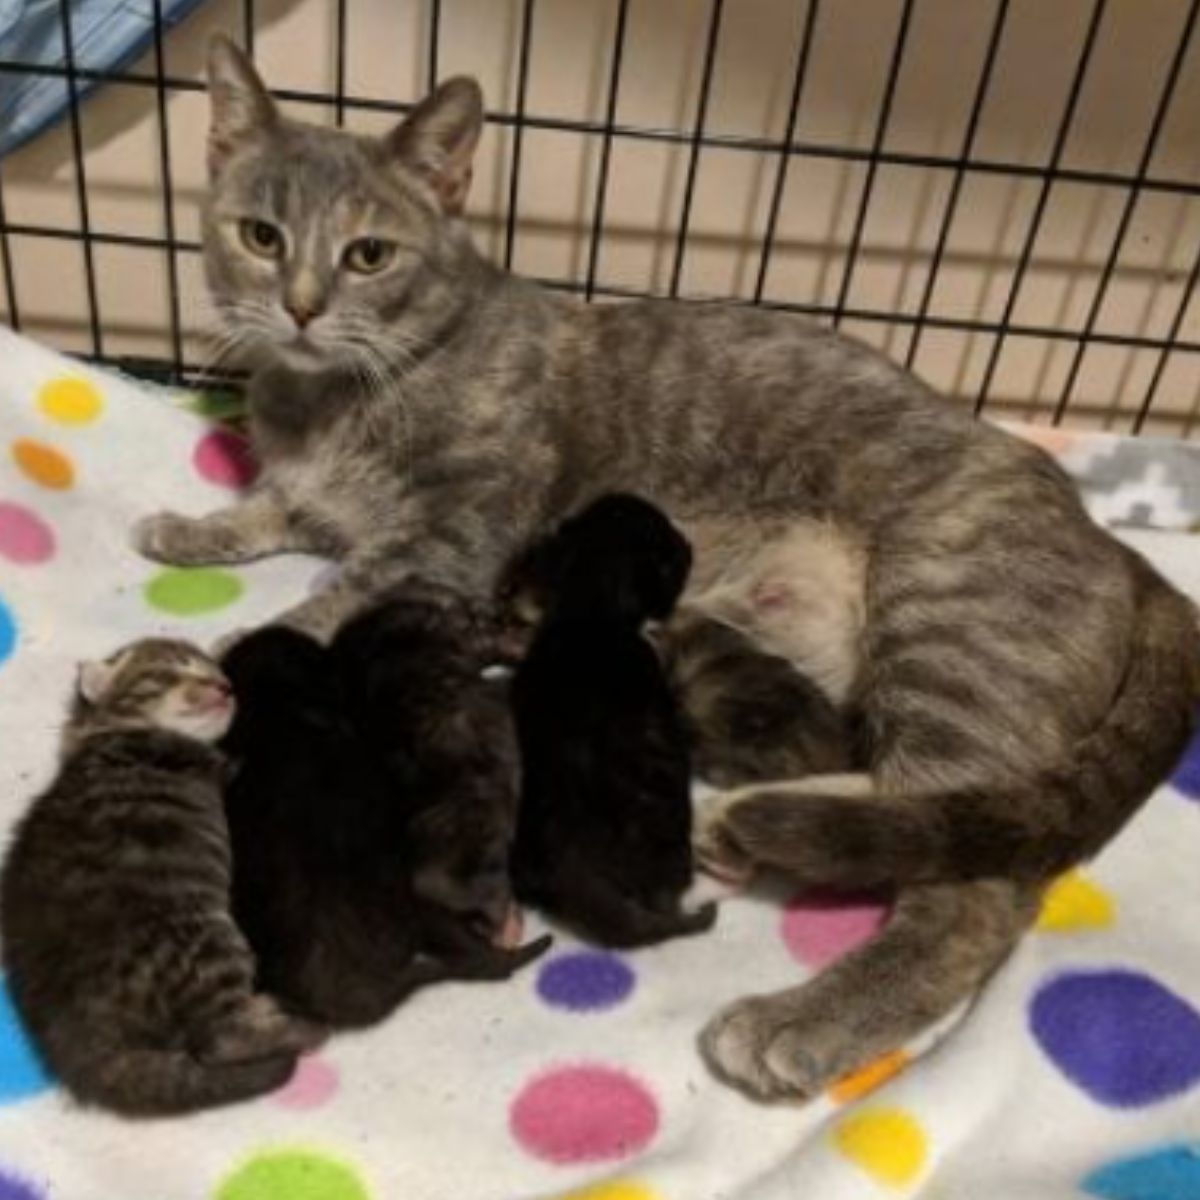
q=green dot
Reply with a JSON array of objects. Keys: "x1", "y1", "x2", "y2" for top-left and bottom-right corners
[
  {"x1": 144, "y1": 567, "x2": 244, "y2": 616},
  {"x1": 217, "y1": 1149, "x2": 370, "y2": 1200}
]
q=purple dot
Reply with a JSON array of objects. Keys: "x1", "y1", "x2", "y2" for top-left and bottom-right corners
[
  {"x1": 1031, "y1": 969, "x2": 1200, "y2": 1107},
  {"x1": 0, "y1": 1167, "x2": 45, "y2": 1200},
  {"x1": 536, "y1": 951, "x2": 635, "y2": 1012},
  {"x1": 1171, "y1": 716, "x2": 1200, "y2": 801}
]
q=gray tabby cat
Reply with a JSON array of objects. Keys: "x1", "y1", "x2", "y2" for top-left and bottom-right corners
[
  {"x1": 0, "y1": 638, "x2": 322, "y2": 1116},
  {"x1": 134, "y1": 36, "x2": 1200, "y2": 1101}
]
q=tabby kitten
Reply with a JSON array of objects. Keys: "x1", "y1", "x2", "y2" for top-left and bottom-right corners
[
  {"x1": 659, "y1": 608, "x2": 854, "y2": 791},
  {"x1": 0, "y1": 639, "x2": 321, "y2": 1116},
  {"x1": 508, "y1": 495, "x2": 717, "y2": 948},
  {"x1": 133, "y1": 39, "x2": 1200, "y2": 1101}
]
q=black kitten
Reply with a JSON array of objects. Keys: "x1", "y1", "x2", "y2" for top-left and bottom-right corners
[
  {"x1": 507, "y1": 493, "x2": 717, "y2": 948},
  {"x1": 331, "y1": 580, "x2": 551, "y2": 972},
  {"x1": 220, "y1": 627, "x2": 544, "y2": 1031}
]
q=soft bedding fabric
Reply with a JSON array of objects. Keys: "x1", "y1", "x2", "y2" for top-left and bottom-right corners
[{"x1": 0, "y1": 323, "x2": 1197, "y2": 1200}]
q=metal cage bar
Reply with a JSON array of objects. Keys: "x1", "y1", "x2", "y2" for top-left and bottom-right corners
[
  {"x1": 0, "y1": 0, "x2": 1193, "y2": 434},
  {"x1": 974, "y1": 0, "x2": 1111, "y2": 414}
]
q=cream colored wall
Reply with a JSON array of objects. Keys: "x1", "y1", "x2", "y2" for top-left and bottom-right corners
[{"x1": 1, "y1": 0, "x2": 1198, "y2": 435}]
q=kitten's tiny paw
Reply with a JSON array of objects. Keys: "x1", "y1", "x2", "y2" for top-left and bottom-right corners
[
  {"x1": 693, "y1": 795, "x2": 756, "y2": 885},
  {"x1": 700, "y1": 997, "x2": 825, "y2": 1102}
]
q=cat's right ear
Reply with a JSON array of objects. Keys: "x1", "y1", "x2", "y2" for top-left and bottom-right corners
[
  {"x1": 206, "y1": 35, "x2": 278, "y2": 177},
  {"x1": 77, "y1": 659, "x2": 116, "y2": 704},
  {"x1": 386, "y1": 77, "x2": 484, "y2": 215}
]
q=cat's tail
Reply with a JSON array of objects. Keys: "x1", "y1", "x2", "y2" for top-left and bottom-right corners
[
  {"x1": 75, "y1": 1048, "x2": 299, "y2": 1117},
  {"x1": 697, "y1": 563, "x2": 1200, "y2": 887}
]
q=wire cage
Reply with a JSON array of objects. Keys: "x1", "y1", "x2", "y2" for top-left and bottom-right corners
[{"x1": 1, "y1": 0, "x2": 1199, "y2": 437}]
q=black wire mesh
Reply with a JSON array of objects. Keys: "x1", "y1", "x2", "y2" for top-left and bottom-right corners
[{"x1": 0, "y1": 0, "x2": 1196, "y2": 434}]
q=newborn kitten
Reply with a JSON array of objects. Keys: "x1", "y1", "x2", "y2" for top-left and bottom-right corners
[
  {"x1": 658, "y1": 607, "x2": 855, "y2": 788},
  {"x1": 0, "y1": 639, "x2": 320, "y2": 1117},
  {"x1": 508, "y1": 493, "x2": 717, "y2": 948},
  {"x1": 221, "y1": 626, "x2": 545, "y2": 1030},
  {"x1": 331, "y1": 582, "x2": 550, "y2": 972}
]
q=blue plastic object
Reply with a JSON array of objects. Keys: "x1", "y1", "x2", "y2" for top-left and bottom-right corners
[{"x1": 0, "y1": 0, "x2": 212, "y2": 157}]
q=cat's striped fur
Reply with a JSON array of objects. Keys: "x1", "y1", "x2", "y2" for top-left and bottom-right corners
[{"x1": 132, "y1": 39, "x2": 1200, "y2": 1101}]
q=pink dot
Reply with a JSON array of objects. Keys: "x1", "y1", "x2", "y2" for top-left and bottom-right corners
[
  {"x1": 272, "y1": 1054, "x2": 339, "y2": 1110},
  {"x1": 509, "y1": 1064, "x2": 659, "y2": 1165},
  {"x1": 780, "y1": 893, "x2": 889, "y2": 970},
  {"x1": 193, "y1": 428, "x2": 259, "y2": 489},
  {"x1": 0, "y1": 502, "x2": 55, "y2": 564}
]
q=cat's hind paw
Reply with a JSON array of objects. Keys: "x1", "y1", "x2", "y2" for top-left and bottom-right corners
[{"x1": 699, "y1": 996, "x2": 829, "y2": 1103}]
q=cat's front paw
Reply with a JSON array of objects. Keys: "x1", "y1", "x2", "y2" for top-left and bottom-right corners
[
  {"x1": 132, "y1": 512, "x2": 213, "y2": 565},
  {"x1": 700, "y1": 996, "x2": 827, "y2": 1102}
]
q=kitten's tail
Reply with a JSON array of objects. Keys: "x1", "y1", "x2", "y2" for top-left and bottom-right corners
[
  {"x1": 78, "y1": 1048, "x2": 298, "y2": 1117},
  {"x1": 699, "y1": 563, "x2": 1200, "y2": 887}
]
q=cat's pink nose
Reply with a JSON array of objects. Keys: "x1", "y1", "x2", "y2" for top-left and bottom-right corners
[{"x1": 286, "y1": 302, "x2": 320, "y2": 330}]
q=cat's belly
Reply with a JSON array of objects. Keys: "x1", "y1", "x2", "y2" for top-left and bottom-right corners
[{"x1": 679, "y1": 517, "x2": 867, "y2": 706}]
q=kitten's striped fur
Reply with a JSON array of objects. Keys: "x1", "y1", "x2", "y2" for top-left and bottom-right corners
[{"x1": 1, "y1": 638, "x2": 322, "y2": 1116}]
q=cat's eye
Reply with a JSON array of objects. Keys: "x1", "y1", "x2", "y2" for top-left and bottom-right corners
[
  {"x1": 342, "y1": 237, "x2": 397, "y2": 275},
  {"x1": 239, "y1": 219, "x2": 285, "y2": 260}
]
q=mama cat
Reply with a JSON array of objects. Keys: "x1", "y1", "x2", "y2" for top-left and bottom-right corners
[{"x1": 134, "y1": 37, "x2": 1200, "y2": 1102}]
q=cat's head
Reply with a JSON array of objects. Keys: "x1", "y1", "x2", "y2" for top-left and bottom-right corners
[
  {"x1": 201, "y1": 35, "x2": 484, "y2": 376},
  {"x1": 72, "y1": 638, "x2": 235, "y2": 744}
]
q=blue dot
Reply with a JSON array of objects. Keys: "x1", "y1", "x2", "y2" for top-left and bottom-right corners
[
  {"x1": 0, "y1": 595, "x2": 14, "y2": 666},
  {"x1": 1172, "y1": 716, "x2": 1200, "y2": 801},
  {"x1": 536, "y1": 951, "x2": 636, "y2": 1012},
  {"x1": 0, "y1": 1166, "x2": 45, "y2": 1200},
  {"x1": 0, "y1": 978, "x2": 53, "y2": 1105},
  {"x1": 1031, "y1": 969, "x2": 1200, "y2": 1107},
  {"x1": 1084, "y1": 1143, "x2": 1200, "y2": 1200}
]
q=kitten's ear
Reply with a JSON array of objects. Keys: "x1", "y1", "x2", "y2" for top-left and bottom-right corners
[
  {"x1": 206, "y1": 34, "x2": 278, "y2": 176},
  {"x1": 386, "y1": 77, "x2": 483, "y2": 215},
  {"x1": 77, "y1": 659, "x2": 116, "y2": 704}
]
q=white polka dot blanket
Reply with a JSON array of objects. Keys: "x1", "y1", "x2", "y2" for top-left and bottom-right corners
[{"x1": 0, "y1": 322, "x2": 1198, "y2": 1200}]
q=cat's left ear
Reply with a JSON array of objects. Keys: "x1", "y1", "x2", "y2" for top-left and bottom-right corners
[
  {"x1": 77, "y1": 659, "x2": 117, "y2": 704},
  {"x1": 386, "y1": 77, "x2": 483, "y2": 215},
  {"x1": 206, "y1": 34, "x2": 279, "y2": 177}
]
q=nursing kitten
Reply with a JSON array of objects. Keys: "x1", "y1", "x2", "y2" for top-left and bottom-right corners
[
  {"x1": 331, "y1": 582, "x2": 550, "y2": 969},
  {"x1": 134, "y1": 40, "x2": 1200, "y2": 1100},
  {"x1": 0, "y1": 639, "x2": 320, "y2": 1116},
  {"x1": 221, "y1": 625, "x2": 545, "y2": 1030},
  {"x1": 659, "y1": 608, "x2": 854, "y2": 790},
  {"x1": 509, "y1": 494, "x2": 717, "y2": 948}
]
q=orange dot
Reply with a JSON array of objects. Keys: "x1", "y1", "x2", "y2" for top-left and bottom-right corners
[
  {"x1": 11, "y1": 439, "x2": 75, "y2": 490},
  {"x1": 829, "y1": 1049, "x2": 909, "y2": 1103}
]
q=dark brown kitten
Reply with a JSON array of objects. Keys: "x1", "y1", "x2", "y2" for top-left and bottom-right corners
[
  {"x1": 0, "y1": 639, "x2": 321, "y2": 1117},
  {"x1": 330, "y1": 581, "x2": 551, "y2": 971}
]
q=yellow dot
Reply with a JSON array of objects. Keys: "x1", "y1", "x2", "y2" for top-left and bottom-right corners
[
  {"x1": 37, "y1": 376, "x2": 103, "y2": 425},
  {"x1": 558, "y1": 1184, "x2": 661, "y2": 1200},
  {"x1": 11, "y1": 439, "x2": 75, "y2": 489},
  {"x1": 834, "y1": 1106, "x2": 927, "y2": 1188},
  {"x1": 829, "y1": 1049, "x2": 909, "y2": 1103},
  {"x1": 1036, "y1": 870, "x2": 1114, "y2": 932}
]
